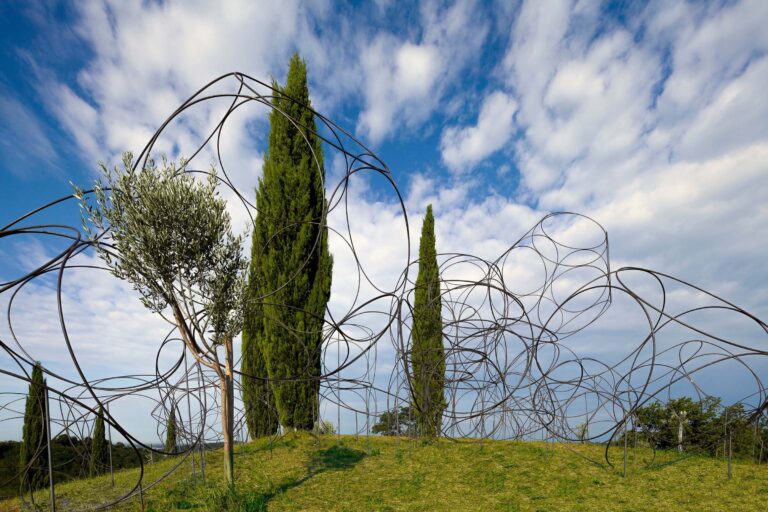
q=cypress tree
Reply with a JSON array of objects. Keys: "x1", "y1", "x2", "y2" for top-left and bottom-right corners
[
  {"x1": 19, "y1": 362, "x2": 48, "y2": 490},
  {"x1": 411, "y1": 205, "x2": 446, "y2": 437},
  {"x1": 165, "y1": 404, "x2": 177, "y2": 454},
  {"x1": 241, "y1": 311, "x2": 279, "y2": 438},
  {"x1": 246, "y1": 53, "x2": 333, "y2": 431},
  {"x1": 90, "y1": 406, "x2": 108, "y2": 476}
]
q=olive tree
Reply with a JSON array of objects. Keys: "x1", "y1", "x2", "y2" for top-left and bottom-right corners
[{"x1": 75, "y1": 153, "x2": 245, "y2": 486}]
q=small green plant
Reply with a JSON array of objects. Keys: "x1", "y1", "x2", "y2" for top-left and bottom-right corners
[{"x1": 318, "y1": 419, "x2": 336, "y2": 435}]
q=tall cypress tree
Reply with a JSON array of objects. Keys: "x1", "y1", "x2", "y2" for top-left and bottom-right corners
[
  {"x1": 245, "y1": 53, "x2": 333, "y2": 431},
  {"x1": 411, "y1": 205, "x2": 446, "y2": 437},
  {"x1": 165, "y1": 404, "x2": 177, "y2": 454},
  {"x1": 19, "y1": 362, "x2": 48, "y2": 490},
  {"x1": 90, "y1": 406, "x2": 108, "y2": 476}
]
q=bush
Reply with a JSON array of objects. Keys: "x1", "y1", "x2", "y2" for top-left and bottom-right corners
[{"x1": 318, "y1": 419, "x2": 336, "y2": 435}]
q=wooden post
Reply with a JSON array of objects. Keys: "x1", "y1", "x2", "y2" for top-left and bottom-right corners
[
  {"x1": 365, "y1": 386, "x2": 371, "y2": 454},
  {"x1": 337, "y1": 340, "x2": 341, "y2": 441},
  {"x1": 197, "y1": 361, "x2": 208, "y2": 483},
  {"x1": 183, "y1": 351, "x2": 197, "y2": 479},
  {"x1": 727, "y1": 428, "x2": 733, "y2": 480},
  {"x1": 107, "y1": 403, "x2": 115, "y2": 487},
  {"x1": 365, "y1": 387, "x2": 370, "y2": 439},
  {"x1": 753, "y1": 421, "x2": 758, "y2": 463},
  {"x1": 724, "y1": 407, "x2": 728, "y2": 469},
  {"x1": 313, "y1": 382, "x2": 320, "y2": 444},
  {"x1": 138, "y1": 481, "x2": 145, "y2": 511},
  {"x1": 623, "y1": 420, "x2": 628, "y2": 477},
  {"x1": 221, "y1": 336, "x2": 235, "y2": 487},
  {"x1": 44, "y1": 387, "x2": 56, "y2": 512}
]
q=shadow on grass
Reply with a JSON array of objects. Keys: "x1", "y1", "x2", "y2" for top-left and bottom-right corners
[
  {"x1": 165, "y1": 444, "x2": 367, "y2": 511},
  {"x1": 253, "y1": 444, "x2": 367, "y2": 511},
  {"x1": 310, "y1": 444, "x2": 367, "y2": 471},
  {"x1": 266, "y1": 445, "x2": 367, "y2": 507}
]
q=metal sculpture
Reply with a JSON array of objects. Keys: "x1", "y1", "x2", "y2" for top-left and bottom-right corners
[{"x1": 1, "y1": 72, "x2": 766, "y2": 509}]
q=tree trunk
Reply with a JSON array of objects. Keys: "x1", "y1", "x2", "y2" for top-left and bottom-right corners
[{"x1": 221, "y1": 337, "x2": 235, "y2": 487}]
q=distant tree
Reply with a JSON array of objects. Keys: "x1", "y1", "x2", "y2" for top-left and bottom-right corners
[
  {"x1": 244, "y1": 53, "x2": 332, "y2": 432},
  {"x1": 3, "y1": 435, "x2": 151, "y2": 499},
  {"x1": 76, "y1": 154, "x2": 246, "y2": 486},
  {"x1": 318, "y1": 419, "x2": 336, "y2": 435},
  {"x1": 721, "y1": 403, "x2": 758, "y2": 458},
  {"x1": 632, "y1": 396, "x2": 763, "y2": 459},
  {"x1": 410, "y1": 205, "x2": 446, "y2": 437},
  {"x1": 634, "y1": 401, "x2": 667, "y2": 444},
  {"x1": 90, "y1": 406, "x2": 108, "y2": 476},
  {"x1": 687, "y1": 396, "x2": 721, "y2": 450},
  {"x1": 575, "y1": 423, "x2": 589, "y2": 443},
  {"x1": 19, "y1": 362, "x2": 48, "y2": 491},
  {"x1": 636, "y1": 398, "x2": 698, "y2": 451},
  {"x1": 165, "y1": 404, "x2": 177, "y2": 454},
  {"x1": 372, "y1": 406, "x2": 417, "y2": 436}
]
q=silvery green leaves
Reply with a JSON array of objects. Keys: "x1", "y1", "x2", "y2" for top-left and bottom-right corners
[
  {"x1": 76, "y1": 152, "x2": 246, "y2": 332},
  {"x1": 203, "y1": 233, "x2": 247, "y2": 345}
]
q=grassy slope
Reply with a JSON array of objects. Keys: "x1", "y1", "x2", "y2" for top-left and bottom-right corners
[{"x1": 3, "y1": 433, "x2": 766, "y2": 511}]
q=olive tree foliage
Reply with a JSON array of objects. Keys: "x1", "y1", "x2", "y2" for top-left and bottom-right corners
[{"x1": 75, "y1": 152, "x2": 245, "y2": 485}]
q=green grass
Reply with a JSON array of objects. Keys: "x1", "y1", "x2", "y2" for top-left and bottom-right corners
[{"x1": 3, "y1": 433, "x2": 766, "y2": 511}]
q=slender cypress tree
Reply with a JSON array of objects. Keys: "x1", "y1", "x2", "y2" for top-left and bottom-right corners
[
  {"x1": 90, "y1": 406, "x2": 108, "y2": 476},
  {"x1": 411, "y1": 205, "x2": 446, "y2": 437},
  {"x1": 19, "y1": 362, "x2": 48, "y2": 490},
  {"x1": 165, "y1": 404, "x2": 177, "y2": 454},
  {"x1": 245, "y1": 53, "x2": 333, "y2": 431},
  {"x1": 242, "y1": 271, "x2": 279, "y2": 438}
]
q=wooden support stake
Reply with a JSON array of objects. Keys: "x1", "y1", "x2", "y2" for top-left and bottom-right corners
[
  {"x1": 727, "y1": 429, "x2": 733, "y2": 480},
  {"x1": 44, "y1": 386, "x2": 56, "y2": 512},
  {"x1": 107, "y1": 403, "x2": 115, "y2": 487}
]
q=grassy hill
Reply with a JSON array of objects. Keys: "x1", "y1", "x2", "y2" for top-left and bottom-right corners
[{"x1": 2, "y1": 433, "x2": 766, "y2": 511}]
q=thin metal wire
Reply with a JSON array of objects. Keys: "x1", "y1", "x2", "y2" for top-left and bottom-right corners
[{"x1": 0, "y1": 72, "x2": 766, "y2": 509}]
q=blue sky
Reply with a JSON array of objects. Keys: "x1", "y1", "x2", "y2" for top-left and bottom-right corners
[{"x1": 1, "y1": 0, "x2": 767, "y2": 442}]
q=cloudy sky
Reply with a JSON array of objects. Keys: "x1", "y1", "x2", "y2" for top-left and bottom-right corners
[{"x1": 1, "y1": 0, "x2": 767, "y2": 442}]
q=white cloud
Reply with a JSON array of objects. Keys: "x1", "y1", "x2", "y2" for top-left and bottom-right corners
[
  {"x1": 356, "y1": 0, "x2": 489, "y2": 142},
  {"x1": 440, "y1": 91, "x2": 517, "y2": 172},
  {"x1": 357, "y1": 36, "x2": 443, "y2": 142},
  {"x1": 0, "y1": 247, "x2": 173, "y2": 374},
  {"x1": 5, "y1": 0, "x2": 768, "y2": 442},
  {"x1": 41, "y1": 0, "x2": 330, "y2": 207},
  {"x1": 495, "y1": 0, "x2": 768, "y2": 318},
  {"x1": 652, "y1": 0, "x2": 768, "y2": 128},
  {"x1": 676, "y1": 57, "x2": 768, "y2": 161}
]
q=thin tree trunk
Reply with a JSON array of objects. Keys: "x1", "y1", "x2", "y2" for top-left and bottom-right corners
[{"x1": 221, "y1": 337, "x2": 235, "y2": 487}]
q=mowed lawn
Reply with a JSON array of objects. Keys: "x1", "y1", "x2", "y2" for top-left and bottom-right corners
[{"x1": 3, "y1": 432, "x2": 766, "y2": 511}]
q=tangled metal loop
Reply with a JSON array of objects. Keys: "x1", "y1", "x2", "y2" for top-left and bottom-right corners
[{"x1": 1, "y1": 72, "x2": 766, "y2": 509}]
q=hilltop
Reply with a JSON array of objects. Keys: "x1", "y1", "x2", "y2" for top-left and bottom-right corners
[{"x1": 3, "y1": 433, "x2": 767, "y2": 511}]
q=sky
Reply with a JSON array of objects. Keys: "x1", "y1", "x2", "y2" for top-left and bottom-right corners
[{"x1": 1, "y1": 0, "x2": 767, "y2": 443}]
